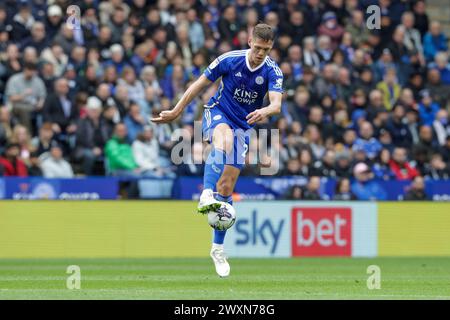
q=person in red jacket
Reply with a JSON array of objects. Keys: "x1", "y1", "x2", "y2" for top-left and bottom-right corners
[
  {"x1": 0, "y1": 143, "x2": 28, "y2": 177},
  {"x1": 389, "y1": 147, "x2": 419, "y2": 180}
]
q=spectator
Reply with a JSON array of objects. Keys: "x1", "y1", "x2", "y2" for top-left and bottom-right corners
[
  {"x1": 124, "y1": 103, "x2": 147, "y2": 143},
  {"x1": 433, "y1": 109, "x2": 450, "y2": 146},
  {"x1": 386, "y1": 104, "x2": 413, "y2": 148},
  {"x1": 412, "y1": 125, "x2": 440, "y2": 173},
  {"x1": 132, "y1": 125, "x2": 174, "y2": 178},
  {"x1": 218, "y1": 5, "x2": 240, "y2": 43},
  {"x1": 418, "y1": 89, "x2": 440, "y2": 126},
  {"x1": 186, "y1": 9, "x2": 205, "y2": 53},
  {"x1": 318, "y1": 12, "x2": 344, "y2": 50},
  {"x1": 117, "y1": 66, "x2": 145, "y2": 104},
  {"x1": 333, "y1": 178, "x2": 356, "y2": 200},
  {"x1": 429, "y1": 52, "x2": 450, "y2": 85},
  {"x1": 284, "y1": 185, "x2": 303, "y2": 200},
  {"x1": 74, "y1": 97, "x2": 110, "y2": 175},
  {"x1": 41, "y1": 43, "x2": 68, "y2": 78},
  {"x1": 40, "y1": 142, "x2": 74, "y2": 178},
  {"x1": 389, "y1": 147, "x2": 419, "y2": 180},
  {"x1": 0, "y1": 106, "x2": 16, "y2": 154},
  {"x1": 104, "y1": 44, "x2": 128, "y2": 76},
  {"x1": 105, "y1": 123, "x2": 138, "y2": 176},
  {"x1": 345, "y1": 10, "x2": 369, "y2": 48},
  {"x1": 30, "y1": 122, "x2": 56, "y2": 157},
  {"x1": 425, "y1": 68, "x2": 449, "y2": 109},
  {"x1": 404, "y1": 175, "x2": 429, "y2": 200},
  {"x1": 373, "y1": 148, "x2": 396, "y2": 180},
  {"x1": 20, "y1": 21, "x2": 47, "y2": 54},
  {"x1": 424, "y1": 153, "x2": 450, "y2": 180},
  {"x1": 53, "y1": 24, "x2": 77, "y2": 56},
  {"x1": 303, "y1": 176, "x2": 323, "y2": 200},
  {"x1": 376, "y1": 67, "x2": 401, "y2": 111},
  {"x1": 42, "y1": 78, "x2": 78, "y2": 135},
  {"x1": 11, "y1": 124, "x2": 33, "y2": 165},
  {"x1": 412, "y1": 0, "x2": 429, "y2": 37},
  {"x1": 303, "y1": 0, "x2": 323, "y2": 32},
  {"x1": 400, "y1": 11, "x2": 425, "y2": 66},
  {"x1": 0, "y1": 143, "x2": 28, "y2": 177},
  {"x1": 28, "y1": 151, "x2": 42, "y2": 177},
  {"x1": 440, "y1": 136, "x2": 450, "y2": 163},
  {"x1": 302, "y1": 37, "x2": 322, "y2": 73},
  {"x1": 335, "y1": 149, "x2": 352, "y2": 178},
  {"x1": 423, "y1": 21, "x2": 448, "y2": 63},
  {"x1": 10, "y1": 1, "x2": 35, "y2": 43},
  {"x1": 45, "y1": 5, "x2": 63, "y2": 40},
  {"x1": 353, "y1": 121, "x2": 382, "y2": 161},
  {"x1": 313, "y1": 149, "x2": 337, "y2": 177},
  {"x1": 4, "y1": 62, "x2": 46, "y2": 133},
  {"x1": 351, "y1": 162, "x2": 387, "y2": 200},
  {"x1": 282, "y1": 158, "x2": 301, "y2": 176},
  {"x1": 280, "y1": 10, "x2": 311, "y2": 45}
]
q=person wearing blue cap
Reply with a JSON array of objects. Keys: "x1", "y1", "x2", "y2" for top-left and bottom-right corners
[{"x1": 317, "y1": 11, "x2": 344, "y2": 50}]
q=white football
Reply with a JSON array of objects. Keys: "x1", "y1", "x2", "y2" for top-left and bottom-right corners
[{"x1": 207, "y1": 202, "x2": 236, "y2": 231}]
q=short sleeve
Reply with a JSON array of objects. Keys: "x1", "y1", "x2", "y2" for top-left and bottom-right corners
[
  {"x1": 267, "y1": 63, "x2": 284, "y2": 93},
  {"x1": 203, "y1": 54, "x2": 230, "y2": 82}
]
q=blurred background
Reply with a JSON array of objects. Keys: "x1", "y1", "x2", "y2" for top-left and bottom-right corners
[{"x1": 0, "y1": 0, "x2": 450, "y2": 260}]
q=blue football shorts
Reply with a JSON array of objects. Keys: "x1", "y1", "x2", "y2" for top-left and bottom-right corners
[{"x1": 202, "y1": 106, "x2": 250, "y2": 170}]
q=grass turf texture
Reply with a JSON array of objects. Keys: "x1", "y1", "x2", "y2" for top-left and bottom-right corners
[{"x1": 0, "y1": 257, "x2": 449, "y2": 300}]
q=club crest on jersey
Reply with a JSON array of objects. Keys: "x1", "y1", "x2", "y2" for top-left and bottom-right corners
[{"x1": 255, "y1": 76, "x2": 264, "y2": 85}]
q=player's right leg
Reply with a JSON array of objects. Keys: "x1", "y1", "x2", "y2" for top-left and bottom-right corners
[
  {"x1": 197, "y1": 122, "x2": 234, "y2": 214},
  {"x1": 209, "y1": 164, "x2": 240, "y2": 277}
]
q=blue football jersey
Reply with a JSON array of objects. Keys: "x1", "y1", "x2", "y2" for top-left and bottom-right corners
[{"x1": 203, "y1": 49, "x2": 284, "y2": 130}]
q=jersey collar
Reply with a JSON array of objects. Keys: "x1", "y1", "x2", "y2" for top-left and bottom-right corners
[{"x1": 245, "y1": 49, "x2": 267, "y2": 72}]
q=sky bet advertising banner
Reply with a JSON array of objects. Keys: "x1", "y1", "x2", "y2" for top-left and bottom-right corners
[
  {"x1": 227, "y1": 202, "x2": 378, "y2": 258},
  {"x1": 0, "y1": 178, "x2": 117, "y2": 200}
]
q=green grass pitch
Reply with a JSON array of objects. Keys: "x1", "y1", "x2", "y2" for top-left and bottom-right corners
[{"x1": 0, "y1": 257, "x2": 449, "y2": 299}]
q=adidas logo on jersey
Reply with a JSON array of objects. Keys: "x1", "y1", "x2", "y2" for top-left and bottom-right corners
[{"x1": 235, "y1": 72, "x2": 242, "y2": 77}]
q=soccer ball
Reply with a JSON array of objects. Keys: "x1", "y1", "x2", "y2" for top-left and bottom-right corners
[{"x1": 207, "y1": 202, "x2": 236, "y2": 231}]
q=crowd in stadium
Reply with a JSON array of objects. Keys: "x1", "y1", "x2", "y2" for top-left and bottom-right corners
[{"x1": 0, "y1": 0, "x2": 449, "y2": 199}]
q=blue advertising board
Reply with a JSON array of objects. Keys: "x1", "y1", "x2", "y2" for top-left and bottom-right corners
[
  {"x1": 172, "y1": 177, "x2": 450, "y2": 201},
  {"x1": 0, "y1": 177, "x2": 118, "y2": 200},
  {"x1": 0, "y1": 176, "x2": 449, "y2": 201}
]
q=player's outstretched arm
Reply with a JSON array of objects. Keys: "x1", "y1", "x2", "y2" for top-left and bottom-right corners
[
  {"x1": 246, "y1": 91, "x2": 282, "y2": 125},
  {"x1": 151, "y1": 74, "x2": 212, "y2": 124}
]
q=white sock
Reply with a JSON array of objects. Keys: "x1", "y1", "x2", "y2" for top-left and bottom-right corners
[{"x1": 212, "y1": 243, "x2": 224, "y2": 250}]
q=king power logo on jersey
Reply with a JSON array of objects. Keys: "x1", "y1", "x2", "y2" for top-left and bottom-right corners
[
  {"x1": 291, "y1": 207, "x2": 352, "y2": 256},
  {"x1": 233, "y1": 88, "x2": 258, "y2": 105}
]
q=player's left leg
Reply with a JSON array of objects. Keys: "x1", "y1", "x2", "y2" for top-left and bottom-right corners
[{"x1": 198, "y1": 122, "x2": 234, "y2": 214}]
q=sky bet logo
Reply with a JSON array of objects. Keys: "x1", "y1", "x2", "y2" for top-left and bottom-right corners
[
  {"x1": 232, "y1": 207, "x2": 352, "y2": 257},
  {"x1": 291, "y1": 207, "x2": 352, "y2": 256},
  {"x1": 235, "y1": 210, "x2": 284, "y2": 254},
  {"x1": 233, "y1": 88, "x2": 258, "y2": 105}
]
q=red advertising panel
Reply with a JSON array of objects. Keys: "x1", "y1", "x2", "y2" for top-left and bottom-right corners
[{"x1": 291, "y1": 207, "x2": 352, "y2": 256}]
